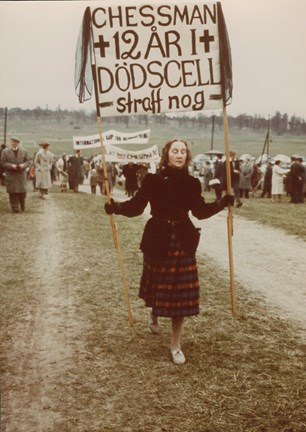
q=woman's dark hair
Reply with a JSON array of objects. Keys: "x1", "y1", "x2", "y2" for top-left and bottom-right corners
[{"x1": 159, "y1": 139, "x2": 192, "y2": 169}]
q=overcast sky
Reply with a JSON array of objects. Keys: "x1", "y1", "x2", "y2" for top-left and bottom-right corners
[{"x1": 1, "y1": 0, "x2": 305, "y2": 119}]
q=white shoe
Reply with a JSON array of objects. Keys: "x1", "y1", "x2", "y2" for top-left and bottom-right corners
[{"x1": 171, "y1": 349, "x2": 186, "y2": 365}]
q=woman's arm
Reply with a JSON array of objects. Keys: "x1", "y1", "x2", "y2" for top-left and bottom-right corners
[
  {"x1": 105, "y1": 174, "x2": 152, "y2": 217},
  {"x1": 190, "y1": 177, "x2": 233, "y2": 219}
]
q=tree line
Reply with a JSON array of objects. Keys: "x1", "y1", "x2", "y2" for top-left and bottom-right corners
[{"x1": 1, "y1": 107, "x2": 306, "y2": 136}]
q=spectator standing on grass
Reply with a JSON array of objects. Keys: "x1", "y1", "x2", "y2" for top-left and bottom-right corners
[
  {"x1": 110, "y1": 162, "x2": 119, "y2": 189},
  {"x1": 56, "y1": 153, "x2": 68, "y2": 192},
  {"x1": 251, "y1": 161, "x2": 261, "y2": 195},
  {"x1": 122, "y1": 161, "x2": 139, "y2": 197},
  {"x1": 200, "y1": 161, "x2": 212, "y2": 192},
  {"x1": 50, "y1": 157, "x2": 58, "y2": 183},
  {"x1": 212, "y1": 154, "x2": 225, "y2": 200},
  {"x1": 289, "y1": 157, "x2": 305, "y2": 203},
  {"x1": 105, "y1": 138, "x2": 234, "y2": 365},
  {"x1": 0, "y1": 143, "x2": 7, "y2": 185},
  {"x1": 223, "y1": 150, "x2": 242, "y2": 208},
  {"x1": 260, "y1": 161, "x2": 273, "y2": 198},
  {"x1": 83, "y1": 159, "x2": 90, "y2": 179},
  {"x1": 96, "y1": 162, "x2": 105, "y2": 195},
  {"x1": 29, "y1": 161, "x2": 36, "y2": 191},
  {"x1": 96, "y1": 162, "x2": 115, "y2": 194},
  {"x1": 89, "y1": 166, "x2": 98, "y2": 194},
  {"x1": 106, "y1": 163, "x2": 115, "y2": 193},
  {"x1": 137, "y1": 163, "x2": 149, "y2": 187},
  {"x1": 68, "y1": 149, "x2": 84, "y2": 192},
  {"x1": 0, "y1": 137, "x2": 31, "y2": 212},
  {"x1": 271, "y1": 160, "x2": 288, "y2": 203},
  {"x1": 34, "y1": 143, "x2": 52, "y2": 199},
  {"x1": 239, "y1": 158, "x2": 253, "y2": 199},
  {"x1": 255, "y1": 162, "x2": 266, "y2": 193}
]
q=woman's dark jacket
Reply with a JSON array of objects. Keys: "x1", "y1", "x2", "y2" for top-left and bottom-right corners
[{"x1": 117, "y1": 166, "x2": 225, "y2": 261}]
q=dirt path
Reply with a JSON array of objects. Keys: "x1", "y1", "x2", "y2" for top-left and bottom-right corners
[
  {"x1": 2, "y1": 197, "x2": 79, "y2": 431},
  {"x1": 195, "y1": 211, "x2": 306, "y2": 330}
]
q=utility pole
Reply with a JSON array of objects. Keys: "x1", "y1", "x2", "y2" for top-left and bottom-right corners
[
  {"x1": 266, "y1": 115, "x2": 270, "y2": 156},
  {"x1": 210, "y1": 114, "x2": 215, "y2": 150},
  {"x1": 259, "y1": 115, "x2": 271, "y2": 164},
  {"x1": 3, "y1": 107, "x2": 8, "y2": 146}
]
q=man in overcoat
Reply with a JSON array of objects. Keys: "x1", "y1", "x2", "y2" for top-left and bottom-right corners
[
  {"x1": 289, "y1": 157, "x2": 305, "y2": 203},
  {"x1": 0, "y1": 137, "x2": 31, "y2": 212},
  {"x1": 239, "y1": 158, "x2": 254, "y2": 198},
  {"x1": 68, "y1": 149, "x2": 84, "y2": 192},
  {"x1": 223, "y1": 150, "x2": 242, "y2": 207}
]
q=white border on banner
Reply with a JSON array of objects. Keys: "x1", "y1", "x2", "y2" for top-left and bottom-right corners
[{"x1": 90, "y1": 1, "x2": 223, "y2": 116}]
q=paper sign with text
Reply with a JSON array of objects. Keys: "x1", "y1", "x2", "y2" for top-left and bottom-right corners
[
  {"x1": 75, "y1": 1, "x2": 232, "y2": 116},
  {"x1": 95, "y1": 144, "x2": 160, "y2": 163},
  {"x1": 73, "y1": 128, "x2": 150, "y2": 149}
]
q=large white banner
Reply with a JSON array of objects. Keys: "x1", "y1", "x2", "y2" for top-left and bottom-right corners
[
  {"x1": 73, "y1": 129, "x2": 150, "y2": 149},
  {"x1": 96, "y1": 144, "x2": 160, "y2": 163},
  {"x1": 89, "y1": 1, "x2": 224, "y2": 116}
]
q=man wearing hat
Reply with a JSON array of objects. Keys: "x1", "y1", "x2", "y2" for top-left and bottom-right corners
[{"x1": 0, "y1": 137, "x2": 31, "y2": 212}]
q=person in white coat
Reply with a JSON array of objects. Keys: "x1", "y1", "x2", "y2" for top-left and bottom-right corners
[
  {"x1": 271, "y1": 160, "x2": 289, "y2": 202},
  {"x1": 34, "y1": 143, "x2": 52, "y2": 199}
]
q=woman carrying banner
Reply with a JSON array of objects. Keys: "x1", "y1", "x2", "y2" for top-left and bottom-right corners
[{"x1": 105, "y1": 139, "x2": 233, "y2": 365}]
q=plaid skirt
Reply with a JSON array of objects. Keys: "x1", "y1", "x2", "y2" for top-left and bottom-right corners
[{"x1": 139, "y1": 233, "x2": 200, "y2": 317}]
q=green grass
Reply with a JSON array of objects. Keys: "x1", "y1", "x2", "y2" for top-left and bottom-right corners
[
  {"x1": 234, "y1": 195, "x2": 306, "y2": 238},
  {"x1": 6, "y1": 116, "x2": 306, "y2": 160},
  {"x1": 204, "y1": 190, "x2": 306, "y2": 240}
]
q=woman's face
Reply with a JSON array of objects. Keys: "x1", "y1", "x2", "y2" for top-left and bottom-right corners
[{"x1": 168, "y1": 141, "x2": 187, "y2": 169}]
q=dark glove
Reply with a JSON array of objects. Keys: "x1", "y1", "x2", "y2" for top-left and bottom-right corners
[
  {"x1": 218, "y1": 194, "x2": 234, "y2": 209},
  {"x1": 104, "y1": 199, "x2": 121, "y2": 215}
]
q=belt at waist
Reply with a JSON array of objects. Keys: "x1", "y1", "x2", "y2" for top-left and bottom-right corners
[{"x1": 152, "y1": 217, "x2": 183, "y2": 226}]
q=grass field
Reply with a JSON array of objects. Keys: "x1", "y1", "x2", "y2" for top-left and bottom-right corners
[{"x1": 4, "y1": 115, "x2": 306, "y2": 160}]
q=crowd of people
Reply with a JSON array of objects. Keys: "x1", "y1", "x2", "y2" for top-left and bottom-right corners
[
  {"x1": 0, "y1": 139, "x2": 87, "y2": 212},
  {"x1": 0, "y1": 138, "x2": 155, "y2": 212},
  {"x1": 0, "y1": 138, "x2": 305, "y2": 214},
  {"x1": 197, "y1": 152, "x2": 306, "y2": 206}
]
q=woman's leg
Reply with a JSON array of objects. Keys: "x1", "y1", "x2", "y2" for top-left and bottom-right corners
[
  {"x1": 171, "y1": 317, "x2": 184, "y2": 351},
  {"x1": 170, "y1": 317, "x2": 186, "y2": 364},
  {"x1": 149, "y1": 310, "x2": 159, "y2": 334},
  {"x1": 150, "y1": 311, "x2": 158, "y2": 325}
]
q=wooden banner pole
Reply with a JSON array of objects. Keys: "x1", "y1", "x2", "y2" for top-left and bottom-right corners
[
  {"x1": 91, "y1": 62, "x2": 133, "y2": 326},
  {"x1": 96, "y1": 115, "x2": 133, "y2": 326},
  {"x1": 222, "y1": 106, "x2": 237, "y2": 319}
]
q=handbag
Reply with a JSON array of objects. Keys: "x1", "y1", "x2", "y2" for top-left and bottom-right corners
[{"x1": 176, "y1": 218, "x2": 201, "y2": 255}]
